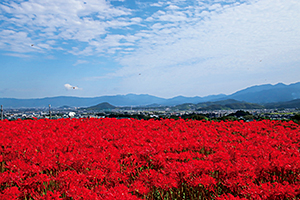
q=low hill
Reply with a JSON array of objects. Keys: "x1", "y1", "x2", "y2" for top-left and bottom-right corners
[
  {"x1": 264, "y1": 99, "x2": 300, "y2": 109},
  {"x1": 86, "y1": 102, "x2": 116, "y2": 110},
  {"x1": 175, "y1": 99, "x2": 264, "y2": 111},
  {"x1": 196, "y1": 103, "x2": 263, "y2": 111}
]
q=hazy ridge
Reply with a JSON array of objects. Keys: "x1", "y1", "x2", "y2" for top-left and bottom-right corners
[{"x1": 1, "y1": 82, "x2": 300, "y2": 108}]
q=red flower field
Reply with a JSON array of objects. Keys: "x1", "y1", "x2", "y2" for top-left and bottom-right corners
[{"x1": 0, "y1": 118, "x2": 300, "y2": 199}]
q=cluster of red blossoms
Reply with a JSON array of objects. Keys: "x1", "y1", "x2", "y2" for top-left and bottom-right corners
[{"x1": 0, "y1": 118, "x2": 300, "y2": 199}]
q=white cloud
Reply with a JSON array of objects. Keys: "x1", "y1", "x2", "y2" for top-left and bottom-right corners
[
  {"x1": 150, "y1": 2, "x2": 164, "y2": 7},
  {"x1": 73, "y1": 60, "x2": 89, "y2": 66},
  {"x1": 64, "y1": 83, "x2": 82, "y2": 90},
  {"x1": 166, "y1": 5, "x2": 180, "y2": 10},
  {"x1": 131, "y1": 17, "x2": 143, "y2": 23},
  {"x1": 4, "y1": 53, "x2": 31, "y2": 58},
  {"x1": 69, "y1": 46, "x2": 94, "y2": 56},
  {"x1": 111, "y1": 0, "x2": 300, "y2": 97},
  {"x1": 123, "y1": 0, "x2": 299, "y2": 66},
  {"x1": 1, "y1": 0, "x2": 300, "y2": 97},
  {"x1": 0, "y1": 0, "x2": 135, "y2": 56},
  {"x1": 0, "y1": 30, "x2": 36, "y2": 53}
]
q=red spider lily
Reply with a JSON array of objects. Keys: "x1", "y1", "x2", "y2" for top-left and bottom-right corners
[{"x1": 0, "y1": 118, "x2": 300, "y2": 199}]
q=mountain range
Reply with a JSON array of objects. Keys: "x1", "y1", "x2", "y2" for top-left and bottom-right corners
[
  {"x1": 85, "y1": 98, "x2": 300, "y2": 111},
  {"x1": 1, "y1": 82, "x2": 300, "y2": 108}
]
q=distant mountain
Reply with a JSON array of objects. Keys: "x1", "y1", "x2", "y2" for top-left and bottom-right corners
[
  {"x1": 196, "y1": 99, "x2": 243, "y2": 107},
  {"x1": 264, "y1": 99, "x2": 300, "y2": 109},
  {"x1": 59, "y1": 105, "x2": 75, "y2": 109},
  {"x1": 164, "y1": 94, "x2": 227, "y2": 105},
  {"x1": 226, "y1": 82, "x2": 300, "y2": 103},
  {"x1": 86, "y1": 102, "x2": 116, "y2": 110},
  {"x1": 83, "y1": 99, "x2": 264, "y2": 111},
  {"x1": 0, "y1": 94, "x2": 225, "y2": 108},
  {"x1": 196, "y1": 102, "x2": 264, "y2": 111},
  {"x1": 175, "y1": 99, "x2": 264, "y2": 111},
  {"x1": 1, "y1": 82, "x2": 299, "y2": 108},
  {"x1": 0, "y1": 96, "x2": 100, "y2": 108},
  {"x1": 0, "y1": 95, "x2": 165, "y2": 108}
]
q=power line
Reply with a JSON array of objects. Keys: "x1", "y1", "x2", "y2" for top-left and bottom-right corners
[{"x1": 49, "y1": 104, "x2": 51, "y2": 119}]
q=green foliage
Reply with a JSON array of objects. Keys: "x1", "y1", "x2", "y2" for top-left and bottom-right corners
[
  {"x1": 228, "y1": 110, "x2": 252, "y2": 117},
  {"x1": 291, "y1": 114, "x2": 300, "y2": 123}
]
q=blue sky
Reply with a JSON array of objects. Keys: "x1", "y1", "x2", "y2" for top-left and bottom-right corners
[{"x1": 1, "y1": 0, "x2": 300, "y2": 99}]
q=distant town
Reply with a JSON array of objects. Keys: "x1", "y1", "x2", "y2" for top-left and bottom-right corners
[{"x1": 1, "y1": 105, "x2": 299, "y2": 122}]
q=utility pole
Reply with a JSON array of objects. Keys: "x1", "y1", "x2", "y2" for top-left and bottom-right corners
[
  {"x1": 1, "y1": 105, "x2": 3, "y2": 120},
  {"x1": 49, "y1": 104, "x2": 51, "y2": 119}
]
